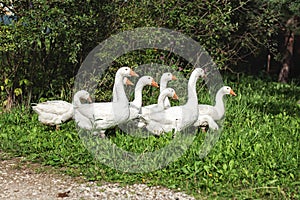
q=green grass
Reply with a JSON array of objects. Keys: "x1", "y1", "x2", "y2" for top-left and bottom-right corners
[{"x1": 0, "y1": 75, "x2": 299, "y2": 199}]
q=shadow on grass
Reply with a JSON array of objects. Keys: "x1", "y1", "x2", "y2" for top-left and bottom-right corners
[{"x1": 246, "y1": 80, "x2": 300, "y2": 117}]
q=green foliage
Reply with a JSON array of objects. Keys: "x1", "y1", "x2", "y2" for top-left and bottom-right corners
[
  {"x1": 0, "y1": 0, "x2": 113, "y2": 106},
  {"x1": 110, "y1": 0, "x2": 240, "y2": 68},
  {"x1": 0, "y1": 76, "x2": 299, "y2": 199},
  {"x1": 1, "y1": 0, "x2": 299, "y2": 107}
]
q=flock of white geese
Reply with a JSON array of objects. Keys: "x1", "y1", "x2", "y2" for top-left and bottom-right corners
[{"x1": 32, "y1": 67, "x2": 236, "y2": 137}]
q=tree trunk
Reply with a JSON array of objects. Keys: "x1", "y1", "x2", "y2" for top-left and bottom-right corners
[{"x1": 278, "y1": 17, "x2": 296, "y2": 83}]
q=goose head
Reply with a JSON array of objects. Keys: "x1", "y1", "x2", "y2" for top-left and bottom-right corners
[
  {"x1": 164, "y1": 88, "x2": 179, "y2": 100},
  {"x1": 221, "y1": 86, "x2": 236, "y2": 96},
  {"x1": 118, "y1": 67, "x2": 139, "y2": 78},
  {"x1": 75, "y1": 90, "x2": 92, "y2": 102},
  {"x1": 193, "y1": 68, "x2": 205, "y2": 78},
  {"x1": 73, "y1": 90, "x2": 92, "y2": 107},
  {"x1": 138, "y1": 76, "x2": 159, "y2": 88},
  {"x1": 161, "y1": 72, "x2": 177, "y2": 82}
]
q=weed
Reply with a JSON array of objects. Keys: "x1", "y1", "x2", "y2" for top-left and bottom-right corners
[{"x1": 0, "y1": 76, "x2": 299, "y2": 199}]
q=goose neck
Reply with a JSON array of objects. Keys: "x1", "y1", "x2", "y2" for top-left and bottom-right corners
[
  {"x1": 214, "y1": 89, "x2": 225, "y2": 115},
  {"x1": 132, "y1": 81, "x2": 144, "y2": 108},
  {"x1": 186, "y1": 72, "x2": 198, "y2": 106},
  {"x1": 114, "y1": 74, "x2": 128, "y2": 103},
  {"x1": 157, "y1": 92, "x2": 168, "y2": 107},
  {"x1": 73, "y1": 94, "x2": 82, "y2": 107},
  {"x1": 160, "y1": 79, "x2": 167, "y2": 93}
]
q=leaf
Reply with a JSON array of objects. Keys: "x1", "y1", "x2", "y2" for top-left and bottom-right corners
[
  {"x1": 4, "y1": 78, "x2": 9, "y2": 85},
  {"x1": 229, "y1": 160, "x2": 234, "y2": 170},
  {"x1": 267, "y1": 179, "x2": 278, "y2": 185},
  {"x1": 254, "y1": 143, "x2": 262, "y2": 152},
  {"x1": 14, "y1": 88, "x2": 22, "y2": 96},
  {"x1": 19, "y1": 79, "x2": 31, "y2": 86},
  {"x1": 204, "y1": 165, "x2": 210, "y2": 173},
  {"x1": 181, "y1": 167, "x2": 189, "y2": 174}
]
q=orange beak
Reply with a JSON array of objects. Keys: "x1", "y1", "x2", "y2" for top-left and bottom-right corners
[
  {"x1": 172, "y1": 75, "x2": 177, "y2": 80},
  {"x1": 125, "y1": 78, "x2": 134, "y2": 86},
  {"x1": 172, "y1": 92, "x2": 179, "y2": 100},
  {"x1": 87, "y1": 96, "x2": 93, "y2": 103},
  {"x1": 230, "y1": 89, "x2": 236, "y2": 96},
  {"x1": 151, "y1": 80, "x2": 159, "y2": 88},
  {"x1": 130, "y1": 69, "x2": 139, "y2": 77}
]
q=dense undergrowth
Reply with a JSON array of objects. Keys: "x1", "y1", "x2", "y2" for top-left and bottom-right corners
[{"x1": 0, "y1": 75, "x2": 299, "y2": 199}]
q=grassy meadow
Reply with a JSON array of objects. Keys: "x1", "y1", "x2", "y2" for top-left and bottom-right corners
[{"x1": 0, "y1": 75, "x2": 299, "y2": 199}]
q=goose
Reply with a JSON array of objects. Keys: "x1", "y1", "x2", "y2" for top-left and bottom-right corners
[
  {"x1": 32, "y1": 88, "x2": 92, "y2": 130},
  {"x1": 137, "y1": 88, "x2": 178, "y2": 128},
  {"x1": 195, "y1": 86, "x2": 236, "y2": 121},
  {"x1": 32, "y1": 100, "x2": 74, "y2": 130},
  {"x1": 193, "y1": 86, "x2": 236, "y2": 130},
  {"x1": 128, "y1": 76, "x2": 159, "y2": 121},
  {"x1": 74, "y1": 67, "x2": 138, "y2": 137},
  {"x1": 143, "y1": 68, "x2": 205, "y2": 135}
]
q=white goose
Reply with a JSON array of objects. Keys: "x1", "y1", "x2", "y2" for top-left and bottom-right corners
[
  {"x1": 144, "y1": 68, "x2": 205, "y2": 135},
  {"x1": 32, "y1": 100, "x2": 74, "y2": 130},
  {"x1": 195, "y1": 86, "x2": 236, "y2": 122},
  {"x1": 74, "y1": 67, "x2": 138, "y2": 137},
  {"x1": 194, "y1": 86, "x2": 236, "y2": 130},
  {"x1": 128, "y1": 76, "x2": 159, "y2": 121}
]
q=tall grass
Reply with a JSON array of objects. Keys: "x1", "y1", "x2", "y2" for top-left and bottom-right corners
[{"x1": 0, "y1": 75, "x2": 299, "y2": 199}]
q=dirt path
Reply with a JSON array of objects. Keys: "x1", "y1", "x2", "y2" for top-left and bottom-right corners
[{"x1": 0, "y1": 152, "x2": 196, "y2": 200}]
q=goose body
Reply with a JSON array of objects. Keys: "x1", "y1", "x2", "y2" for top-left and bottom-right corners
[
  {"x1": 144, "y1": 68, "x2": 205, "y2": 135},
  {"x1": 32, "y1": 100, "x2": 73, "y2": 129}
]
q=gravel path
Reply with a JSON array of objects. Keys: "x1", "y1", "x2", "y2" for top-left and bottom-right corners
[{"x1": 0, "y1": 152, "x2": 196, "y2": 200}]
